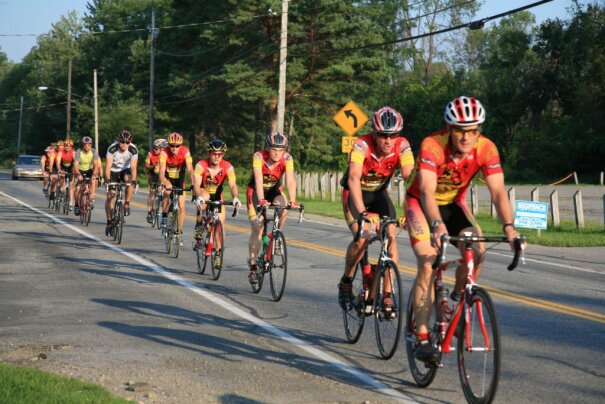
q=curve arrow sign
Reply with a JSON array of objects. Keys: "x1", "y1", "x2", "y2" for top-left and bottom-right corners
[{"x1": 344, "y1": 110, "x2": 358, "y2": 128}]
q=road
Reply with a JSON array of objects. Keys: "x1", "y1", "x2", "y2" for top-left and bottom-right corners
[{"x1": 1, "y1": 173, "x2": 604, "y2": 403}]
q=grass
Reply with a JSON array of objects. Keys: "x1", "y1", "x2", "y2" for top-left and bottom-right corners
[{"x1": 0, "y1": 363, "x2": 128, "y2": 404}]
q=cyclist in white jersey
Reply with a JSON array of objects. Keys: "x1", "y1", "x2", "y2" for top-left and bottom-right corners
[{"x1": 104, "y1": 130, "x2": 138, "y2": 236}]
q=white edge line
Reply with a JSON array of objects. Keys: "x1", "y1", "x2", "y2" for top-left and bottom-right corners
[
  {"x1": 488, "y1": 250, "x2": 603, "y2": 274},
  {"x1": 0, "y1": 190, "x2": 416, "y2": 404}
]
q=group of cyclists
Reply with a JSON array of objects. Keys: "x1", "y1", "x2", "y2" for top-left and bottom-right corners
[{"x1": 39, "y1": 94, "x2": 523, "y2": 368}]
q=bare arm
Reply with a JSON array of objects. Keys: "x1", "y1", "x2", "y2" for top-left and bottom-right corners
[
  {"x1": 105, "y1": 156, "x2": 113, "y2": 181},
  {"x1": 253, "y1": 165, "x2": 264, "y2": 201},
  {"x1": 285, "y1": 169, "x2": 296, "y2": 203},
  {"x1": 347, "y1": 161, "x2": 366, "y2": 216},
  {"x1": 418, "y1": 168, "x2": 446, "y2": 247},
  {"x1": 485, "y1": 173, "x2": 520, "y2": 242},
  {"x1": 227, "y1": 167, "x2": 239, "y2": 199}
]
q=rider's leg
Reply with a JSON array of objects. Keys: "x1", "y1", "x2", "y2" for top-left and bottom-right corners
[
  {"x1": 273, "y1": 194, "x2": 289, "y2": 229},
  {"x1": 177, "y1": 194, "x2": 186, "y2": 232}
]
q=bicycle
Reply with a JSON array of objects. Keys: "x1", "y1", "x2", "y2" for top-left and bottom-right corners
[
  {"x1": 193, "y1": 200, "x2": 238, "y2": 280},
  {"x1": 250, "y1": 204, "x2": 304, "y2": 302},
  {"x1": 78, "y1": 177, "x2": 95, "y2": 226},
  {"x1": 150, "y1": 183, "x2": 163, "y2": 229},
  {"x1": 162, "y1": 187, "x2": 184, "y2": 258},
  {"x1": 405, "y1": 233, "x2": 525, "y2": 404},
  {"x1": 54, "y1": 172, "x2": 65, "y2": 214},
  {"x1": 341, "y1": 214, "x2": 405, "y2": 360},
  {"x1": 106, "y1": 181, "x2": 135, "y2": 244}
]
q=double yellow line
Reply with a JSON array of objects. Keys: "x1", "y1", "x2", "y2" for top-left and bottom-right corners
[{"x1": 122, "y1": 196, "x2": 605, "y2": 324}]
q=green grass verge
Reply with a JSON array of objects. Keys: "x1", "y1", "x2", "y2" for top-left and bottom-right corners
[{"x1": 0, "y1": 362, "x2": 128, "y2": 403}]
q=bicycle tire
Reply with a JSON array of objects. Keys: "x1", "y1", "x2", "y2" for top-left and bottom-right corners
[
  {"x1": 342, "y1": 260, "x2": 365, "y2": 344},
  {"x1": 457, "y1": 287, "x2": 500, "y2": 404},
  {"x1": 269, "y1": 231, "x2": 288, "y2": 301},
  {"x1": 55, "y1": 191, "x2": 62, "y2": 213},
  {"x1": 251, "y1": 255, "x2": 265, "y2": 294},
  {"x1": 405, "y1": 287, "x2": 440, "y2": 387},
  {"x1": 84, "y1": 198, "x2": 92, "y2": 226},
  {"x1": 112, "y1": 203, "x2": 120, "y2": 241},
  {"x1": 116, "y1": 205, "x2": 124, "y2": 244},
  {"x1": 172, "y1": 231, "x2": 181, "y2": 258},
  {"x1": 374, "y1": 260, "x2": 404, "y2": 359},
  {"x1": 210, "y1": 221, "x2": 224, "y2": 281},
  {"x1": 151, "y1": 195, "x2": 160, "y2": 228},
  {"x1": 79, "y1": 195, "x2": 86, "y2": 225}
]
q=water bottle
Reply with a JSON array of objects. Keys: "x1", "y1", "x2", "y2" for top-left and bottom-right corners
[{"x1": 262, "y1": 234, "x2": 270, "y2": 247}]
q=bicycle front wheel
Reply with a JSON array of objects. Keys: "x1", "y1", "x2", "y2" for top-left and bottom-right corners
[
  {"x1": 374, "y1": 260, "x2": 404, "y2": 359},
  {"x1": 116, "y1": 206, "x2": 124, "y2": 244},
  {"x1": 152, "y1": 195, "x2": 160, "y2": 229},
  {"x1": 269, "y1": 231, "x2": 288, "y2": 301},
  {"x1": 457, "y1": 287, "x2": 500, "y2": 404},
  {"x1": 79, "y1": 195, "x2": 86, "y2": 225},
  {"x1": 405, "y1": 287, "x2": 439, "y2": 387},
  {"x1": 171, "y1": 231, "x2": 181, "y2": 258},
  {"x1": 84, "y1": 200, "x2": 92, "y2": 226},
  {"x1": 342, "y1": 260, "x2": 365, "y2": 344},
  {"x1": 210, "y1": 221, "x2": 224, "y2": 281},
  {"x1": 195, "y1": 233, "x2": 208, "y2": 274}
]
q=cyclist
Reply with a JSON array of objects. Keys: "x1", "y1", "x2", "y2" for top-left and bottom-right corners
[
  {"x1": 192, "y1": 139, "x2": 242, "y2": 267},
  {"x1": 145, "y1": 138, "x2": 167, "y2": 223},
  {"x1": 105, "y1": 130, "x2": 138, "y2": 236},
  {"x1": 404, "y1": 96, "x2": 521, "y2": 363},
  {"x1": 41, "y1": 146, "x2": 57, "y2": 197},
  {"x1": 73, "y1": 136, "x2": 100, "y2": 215},
  {"x1": 55, "y1": 138, "x2": 76, "y2": 211},
  {"x1": 246, "y1": 130, "x2": 299, "y2": 285},
  {"x1": 337, "y1": 106, "x2": 414, "y2": 318},
  {"x1": 158, "y1": 132, "x2": 195, "y2": 244}
]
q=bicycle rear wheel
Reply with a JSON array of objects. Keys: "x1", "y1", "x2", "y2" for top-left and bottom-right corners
[
  {"x1": 269, "y1": 231, "x2": 287, "y2": 301},
  {"x1": 210, "y1": 221, "x2": 224, "y2": 281},
  {"x1": 374, "y1": 260, "x2": 404, "y2": 359},
  {"x1": 457, "y1": 287, "x2": 500, "y2": 404},
  {"x1": 116, "y1": 205, "x2": 124, "y2": 244},
  {"x1": 251, "y1": 256, "x2": 265, "y2": 294},
  {"x1": 405, "y1": 287, "x2": 440, "y2": 387},
  {"x1": 342, "y1": 260, "x2": 365, "y2": 344},
  {"x1": 195, "y1": 231, "x2": 208, "y2": 274}
]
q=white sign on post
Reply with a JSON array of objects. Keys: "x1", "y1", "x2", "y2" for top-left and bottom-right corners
[{"x1": 514, "y1": 200, "x2": 549, "y2": 230}]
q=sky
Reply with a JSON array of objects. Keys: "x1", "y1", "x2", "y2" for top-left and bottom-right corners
[{"x1": 0, "y1": 0, "x2": 585, "y2": 63}]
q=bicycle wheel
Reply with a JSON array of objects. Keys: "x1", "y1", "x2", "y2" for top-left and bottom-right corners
[
  {"x1": 79, "y1": 195, "x2": 86, "y2": 225},
  {"x1": 405, "y1": 287, "x2": 440, "y2": 387},
  {"x1": 55, "y1": 192, "x2": 62, "y2": 213},
  {"x1": 342, "y1": 260, "x2": 365, "y2": 344},
  {"x1": 374, "y1": 260, "x2": 404, "y2": 359},
  {"x1": 210, "y1": 221, "x2": 224, "y2": 281},
  {"x1": 84, "y1": 198, "x2": 92, "y2": 226},
  {"x1": 151, "y1": 195, "x2": 160, "y2": 228},
  {"x1": 171, "y1": 231, "x2": 181, "y2": 258},
  {"x1": 116, "y1": 205, "x2": 124, "y2": 244},
  {"x1": 63, "y1": 187, "x2": 70, "y2": 215},
  {"x1": 457, "y1": 287, "x2": 500, "y2": 404},
  {"x1": 267, "y1": 231, "x2": 286, "y2": 301},
  {"x1": 251, "y1": 255, "x2": 265, "y2": 294}
]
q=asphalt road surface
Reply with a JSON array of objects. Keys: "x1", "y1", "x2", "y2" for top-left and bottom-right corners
[{"x1": 1, "y1": 172, "x2": 604, "y2": 403}]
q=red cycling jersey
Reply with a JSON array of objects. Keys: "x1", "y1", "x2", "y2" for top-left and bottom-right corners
[
  {"x1": 406, "y1": 129, "x2": 503, "y2": 205},
  {"x1": 344, "y1": 132, "x2": 414, "y2": 192},
  {"x1": 160, "y1": 146, "x2": 192, "y2": 179},
  {"x1": 145, "y1": 151, "x2": 161, "y2": 175},
  {"x1": 194, "y1": 159, "x2": 235, "y2": 196},
  {"x1": 41, "y1": 152, "x2": 55, "y2": 172},
  {"x1": 57, "y1": 149, "x2": 76, "y2": 169},
  {"x1": 247, "y1": 149, "x2": 294, "y2": 191}
]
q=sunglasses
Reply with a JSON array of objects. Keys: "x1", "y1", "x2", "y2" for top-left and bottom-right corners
[
  {"x1": 450, "y1": 126, "x2": 481, "y2": 137},
  {"x1": 210, "y1": 151, "x2": 224, "y2": 157},
  {"x1": 375, "y1": 132, "x2": 399, "y2": 139},
  {"x1": 169, "y1": 144, "x2": 181, "y2": 149},
  {"x1": 119, "y1": 141, "x2": 130, "y2": 144}
]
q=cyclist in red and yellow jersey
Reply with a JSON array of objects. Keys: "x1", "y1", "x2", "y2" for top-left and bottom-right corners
[
  {"x1": 145, "y1": 138, "x2": 167, "y2": 223},
  {"x1": 41, "y1": 146, "x2": 57, "y2": 197},
  {"x1": 404, "y1": 96, "x2": 521, "y2": 363},
  {"x1": 246, "y1": 131, "x2": 298, "y2": 285},
  {"x1": 337, "y1": 106, "x2": 414, "y2": 316},
  {"x1": 56, "y1": 138, "x2": 77, "y2": 211},
  {"x1": 159, "y1": 132, "x2": 195, "y2": 243}
]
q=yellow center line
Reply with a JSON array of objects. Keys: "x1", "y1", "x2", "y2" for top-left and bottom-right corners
[{"x1": 116, "y1": 196, "x2": 605, "y2": 324}]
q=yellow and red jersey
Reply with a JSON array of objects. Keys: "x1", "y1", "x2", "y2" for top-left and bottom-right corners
[
  {"x1": 57, "y1": 148, "x2": 76, "y2": 169},
  {"x1": 194, "y1": 159, "x2": 235, "y2": 196},
  {"x1": 41, "y1": 152, "x2": 55, "y2": 171},
  {"x1": 345, "y1": 132, "x2": 414, "y2": 192},
  {"x1": 406, "y1": 129, "x2": 503, "y2": 205},
  {"x1": 160, "y1": 146, "x2": 192, "y2": 179},
  {"x1": 145, "y1": 151, "x2": 162, "y2": 175},
  {"x1": 247, "y1": 149, "x2": 294, "y2": 191}
]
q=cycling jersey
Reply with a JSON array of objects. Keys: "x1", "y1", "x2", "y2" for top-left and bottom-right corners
[
  {"x1": 159, "y1": 146, "x2": 192, "y2": 179},
  {"x1": 57, "y1": 149, "x2": 76, "y2": 170},
  {"x1": 342, "y1": 133, "x2": 414, "y2": 192},
  {"x1": 406, "y1": 129, "x2": 503, "y2": 205},
  {"x1": 247, "y1": 149, "x2": 294, "y2": 191},
  {"x1": 194, "y1": 159, "x2": 235, "y2": 196},
  {"x1": 41, "y1": 153, "x2": 55, "y2": 172},
  {"x1": 106, "y1": 142, "x2": 138, "y2": 172},
  {"x1": 74, "y1": 149, "x2": 99, "y2": 172},
  {"x1": 145, "y1": 151, "x2": 161, "y2": 175}
]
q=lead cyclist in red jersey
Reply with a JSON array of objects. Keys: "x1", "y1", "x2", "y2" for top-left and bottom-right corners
[
  {"x1": 404, "y1": 96, "x2": 522, "y2": 363},
  {"x1": 338, "y1": 106, "x2": 414, "y2": 313}
]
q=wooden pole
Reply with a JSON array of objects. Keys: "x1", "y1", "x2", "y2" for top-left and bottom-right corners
[
  {"x1": 550, "y1": 190, "x2": 560, "y2": 227},
  {"x1": 573, "y1": 190, "x2": 585, "y2": 229}
]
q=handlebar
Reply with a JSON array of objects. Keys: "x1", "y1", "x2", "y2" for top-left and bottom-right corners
[
  {"x1": 353, "y1": 213, "x2": 399, "y2": 242},
  {"x1": 432, "y1": 234, "x2": 526, "y2": 271},
  {"x1": 255, "y1": 203, "x2": 305, "y2": 224},
  {"x1": 193, "y1": 199, "x2": 240, "y2": 218}
]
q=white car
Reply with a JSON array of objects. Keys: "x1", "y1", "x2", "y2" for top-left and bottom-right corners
[{"x1": 12, "y1": 154, "x2": 43, "y2": 180}]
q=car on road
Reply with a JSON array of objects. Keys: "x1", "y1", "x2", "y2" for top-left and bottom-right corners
[{"x1": 12, "y1": 154, "x2": 43, "y2": 180}]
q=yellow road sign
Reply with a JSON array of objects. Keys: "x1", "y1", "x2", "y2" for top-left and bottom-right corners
[
  {"x1": 342, "y1": 136, "x2": 356, "y2": 153},
  {"x1": 333, "y1": 100, "x2": 368, "y2": 137}
]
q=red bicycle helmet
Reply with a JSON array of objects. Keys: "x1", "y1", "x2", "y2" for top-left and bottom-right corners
[{"x1": 444, "y1": 96, "x2": 486, "y2": 127}]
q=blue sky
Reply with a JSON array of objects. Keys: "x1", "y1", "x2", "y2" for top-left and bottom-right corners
[{"x1": 0, "y1": 0, "x2": 581, "y2": 63}]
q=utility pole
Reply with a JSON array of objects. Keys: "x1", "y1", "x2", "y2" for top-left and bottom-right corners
[
  {"x1": 149, "y1": 8, "x2": 157, "y2": 150},
  {"x1": 276, "y1": 0, "x2": 289, "y2": 134},
  {"x1": 17, "y1": 96, "x2": 24, "y2": 153},
  {"x1": 94, "y1": 69, "x2": 99, "y2": 152},
  {"x1": 67, "y1": 59, "x2": 72, "y2": 139}
]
